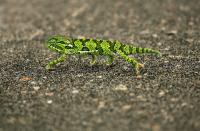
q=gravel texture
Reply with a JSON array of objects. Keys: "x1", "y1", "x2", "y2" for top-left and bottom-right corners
[{"x1": 0, "y1": 0, "x2": 200, "y2": 131}]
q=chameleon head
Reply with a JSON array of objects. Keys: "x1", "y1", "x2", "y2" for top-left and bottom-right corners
[{"x1": 47, "y1": 36, "x2": 73, "y2": 53}]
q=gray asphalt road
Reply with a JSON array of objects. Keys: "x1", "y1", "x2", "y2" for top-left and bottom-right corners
[{"x1": 0, "y1": 0, "x2": 200, "y2": 131}]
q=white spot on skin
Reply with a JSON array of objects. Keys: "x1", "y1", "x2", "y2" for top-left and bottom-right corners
[{"x1": 68, "y1": 44, "x2": 73, "y2": 47}]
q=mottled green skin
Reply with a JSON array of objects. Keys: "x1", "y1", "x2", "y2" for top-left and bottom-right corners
[{"x1": 46, "y1": 36, "x2": 161, "y2": 74}]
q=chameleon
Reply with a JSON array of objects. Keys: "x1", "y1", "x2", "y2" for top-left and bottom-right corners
[{"x1": 45, "y1": 36, "x2": 161, "y2": 74}]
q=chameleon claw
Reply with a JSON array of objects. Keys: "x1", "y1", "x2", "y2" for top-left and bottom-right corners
[
  {"x1": 105, "y1": 55, "x2": 114, "y2": 66},
  {"x1": 106, "y1": 61, "x2": 113, "y2": 66},
  {"x1": 134, "y1": 64, "x2": 139, "y2": 75},
  {"x1": 89, "y1": 54, "x2": 97, "y2": 66},
  {"x1": 135, "y1": 63, "x2": 144, "y2": 74},
  {"x1": 46, "y1": 64, "x2": 56, "y2": 70},
  {"x1": 132, "y1": 62, "x2": 144, "y2": 75},
  {"x1": 106, "y1": 63, "x2": 112, "y2": 66},
  {"x1": 138, "y1": 63, "x2": 144, "y2": 70},
  {"x1": 90, "y1": 61, "x2": 96, "y2": 66},
  {"x1": 45, "y1": 64, "x2": 52, "y2": 70}
]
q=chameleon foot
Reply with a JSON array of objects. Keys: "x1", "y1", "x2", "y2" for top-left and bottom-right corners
[
  {"x1": 45, "y1": 64, "x2": 54, "y2": 70},
  {"x1": 138, "y1": 63, "x2": 144, "y2": 70}
]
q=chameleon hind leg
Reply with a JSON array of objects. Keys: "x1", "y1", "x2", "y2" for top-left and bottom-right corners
[
  {"x1": 90, "y1": 54, "x2": 98, "y2": 65},
  {"x1": 99, "y1": 40, "x2": 114, "y2": 66},
  {"x1": 106, "y1": 54, "x2": 114, "y2": 66},
  {"x1": 46, "y1": 54, "x2": 66, "y2": 69},
  {"x1": 78, "y1": 50, "x2": 99, "y2": 65},
  {"x1": 117, "y1": 50, "x2": 144, "y2": 74}
]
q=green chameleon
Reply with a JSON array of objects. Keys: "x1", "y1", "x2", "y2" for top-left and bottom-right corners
[{"x1": 46, "y1": 36, "x2": 161, "y2": 74}]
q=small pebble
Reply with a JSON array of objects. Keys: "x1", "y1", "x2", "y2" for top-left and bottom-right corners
[
  {"x1": 129, "y1": 93, "x2": 135, "y2": 96},
  {"x1": 115, "y1": 84, "x2": 128, "y2": 91},
  {"x1": 170, "y1": 98, "x2": 179, "y2": 102},
  {"x1": 136, "y1": 84, "x2": 142, "y2": 89},
  {"x1": 188, "y1": 21, "x2": 194, "y2": 26},
  {"x1": 152, "y1": 124, "x2": 161, "y2": 131},
  {"x1": 164, "y1": 60, "x2": 169, "y2": 63},
  {"x1": 45, "y1": 92, "x2": 54, "y2": 96},
  {"x1": 122, "y1": 65, "x2": 130, "y2": 71},
  {"x1": 167, "y1": 30, "x2": 177, "y2": 35},
  {"x1": 158, "y1": 90, "x2": 165, "y2": 97},
  {"x1": 152, "y1": 34, "x2": 158, "y2": 38},
  {"x1": 21, "y1": 91, "x2": 27, "y2": 94},
  {"x1": 136, "y1": 75, "x2": 142, "y2": 79},
  {"x1": 140, "y1": 30, "x2": 150, "y2": 35},
  {"x1": 121, "y1": 105, "x2": 132, "y2": 112},
  {"x1": 47, "y1": 100, "x2": 53, "y2": 104},
  {"x1": 137, "y1": 95, "x2": 146, "y2": 101},
  {"x1": 96, "y1": 118, "x2": 103, "y2": 123},
  {"x1": 157, "y1": 42, "x2": 162, "y2": 46},
  {"x1": 186, "y1": 38, "x2": 193, "y2": 43},
  {"x1": 19, "y1": 76, "x2": 32, "y2": 81},
  {"x1": 33, "y1": 86, "x2": 40, "y2": 91},
  {"x1": 181, "y1": 102, "x2": 187, "y2": 107},
  {"x1": 96, "y1": 75, "x2": 102, "y2": 79},
  {"x1": 164, "y1": 46, "x2": 170, "y2": 51},
  {"x1": 72, "y1": 89, "x2": 79, "y2": 94},
  {"x1": 175, "y1": 64, "x2": 181, "y2": 68},
  {"x1": 77, "y1": 73, "x2": 83, "y2": 77},
  {"x1": 30, "y1": 81, "x2": 37, "y2": 85},
  {"x1": 43, "y1": 76, "x2": 47, "y2": 79},
  {"x1": 98, "y1": 101, "x2": 105, "y2": 109}
]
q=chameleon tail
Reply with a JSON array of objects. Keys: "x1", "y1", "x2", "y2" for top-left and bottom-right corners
[
  {"x1": 113, "y1": 41, "x2": 161, "y2": 56},
  {"x1": 131, "y1": 47, "x2": 161, "y2": 56}
]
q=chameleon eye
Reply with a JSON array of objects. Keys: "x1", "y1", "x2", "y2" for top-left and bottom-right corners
[{"x1": 49, "y1": 38, "x2": 57, "y2": 43}]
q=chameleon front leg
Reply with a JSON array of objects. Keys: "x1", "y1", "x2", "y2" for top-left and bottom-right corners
[
  {"x1": 46, "y1": 49, "x2": 78, "y2": 69},
  {"x1": 116, "y1": 50, "x2": 144, "y2": 74},
  {"x1": 46, "y1": 54, "x2": 66, "y2": 69}
]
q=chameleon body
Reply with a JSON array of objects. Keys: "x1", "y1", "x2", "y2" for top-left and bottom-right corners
[{"x1": 46, "y1": 36, "x2": 161, "y2": 74}]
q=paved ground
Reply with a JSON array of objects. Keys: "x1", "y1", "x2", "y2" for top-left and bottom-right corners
[{"x1": 0, "y1": 0, "x2": 200, "y2": 131}]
